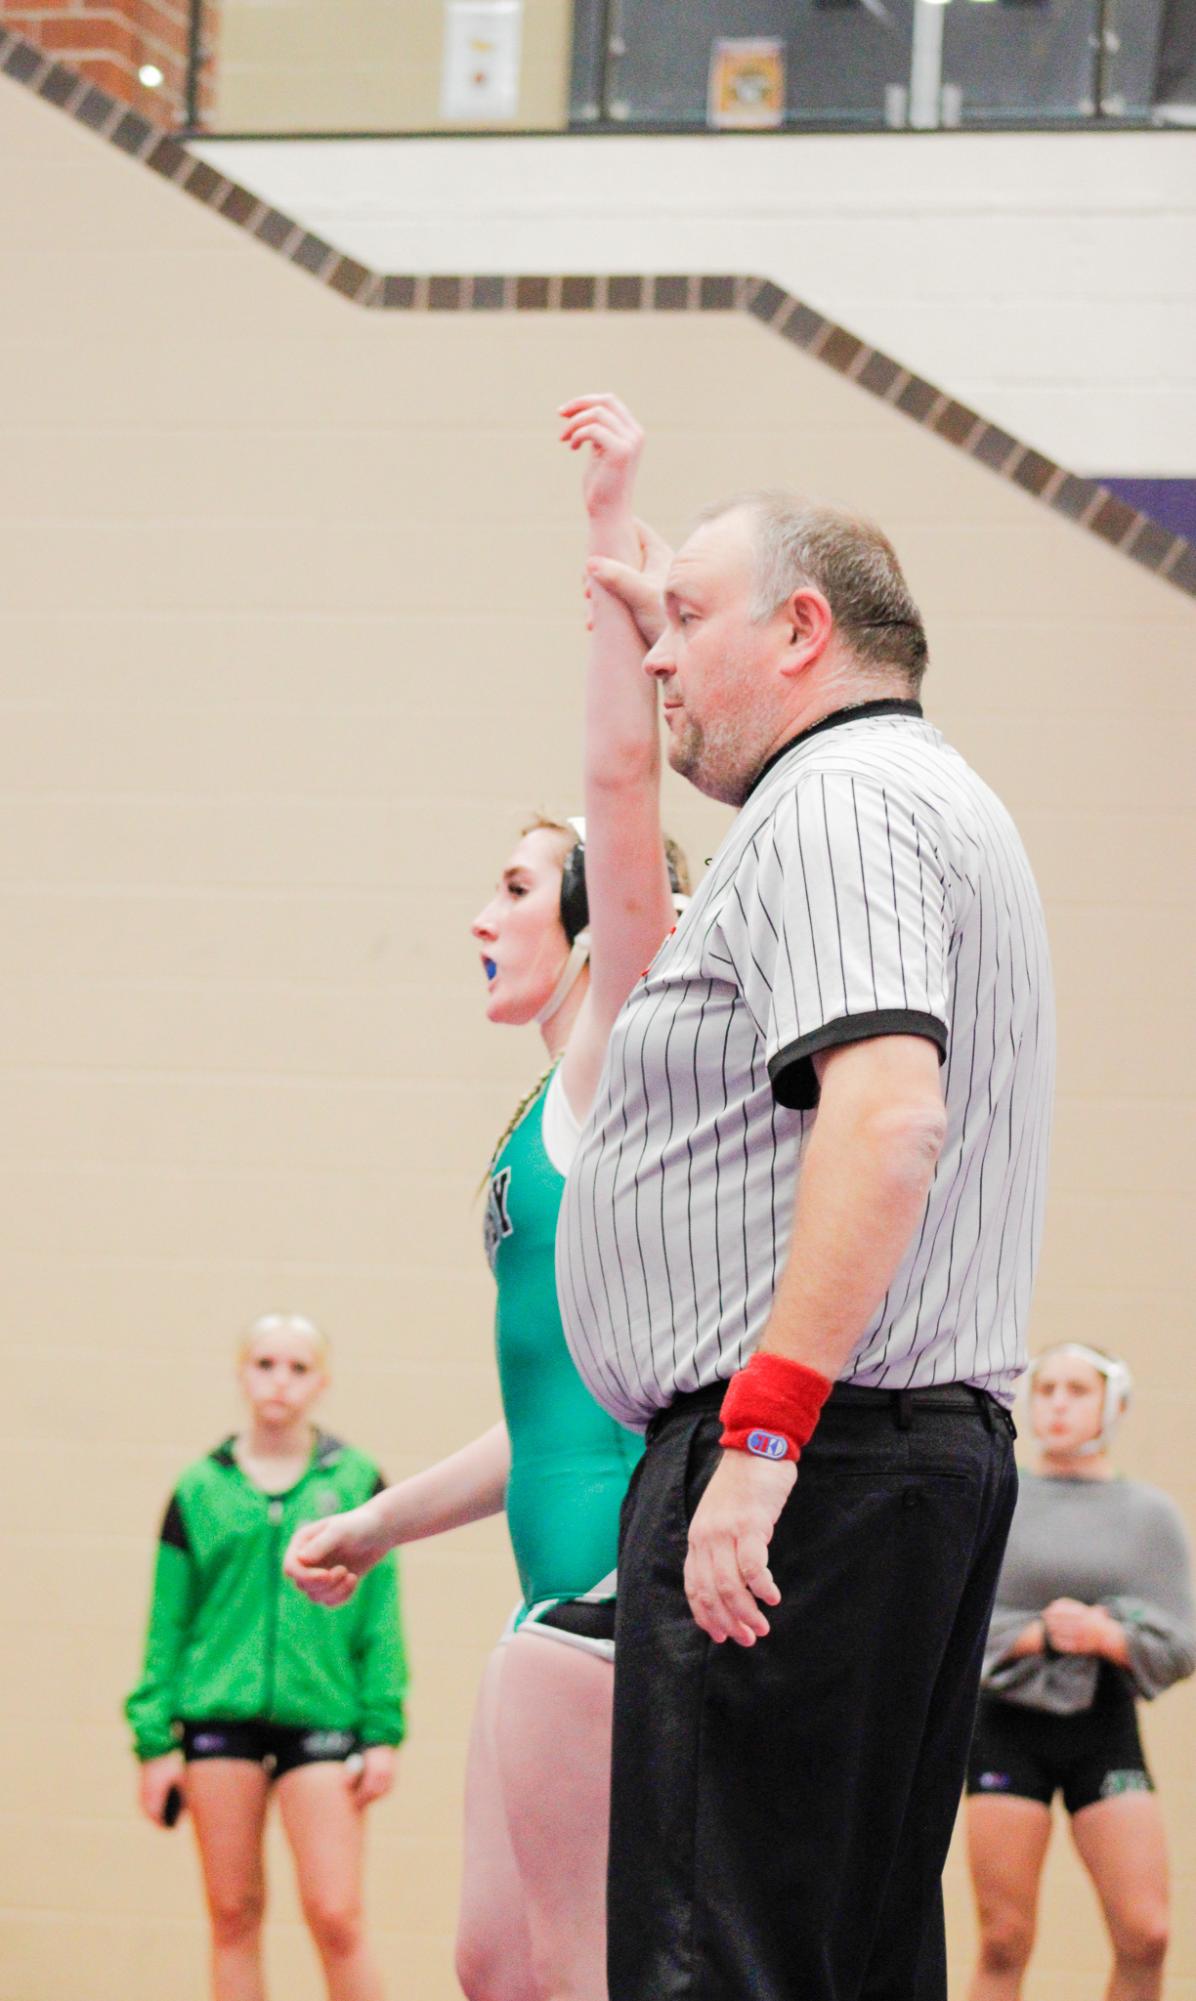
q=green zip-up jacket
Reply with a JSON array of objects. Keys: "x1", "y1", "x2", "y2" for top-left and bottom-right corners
[{"x1": 125, "y1": 1432, "x2": 407, "y2": 1761}]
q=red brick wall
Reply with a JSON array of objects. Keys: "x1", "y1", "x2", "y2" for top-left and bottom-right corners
[{"x1": 0, "y1": 0, "x2": 219, "y2": 124}]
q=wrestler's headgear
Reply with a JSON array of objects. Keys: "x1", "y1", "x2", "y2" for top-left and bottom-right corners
[
  {"x1": 559, "y1": 817, "x2": 591, "y2": 948},
  {"x1": 1027, "y1": 1342, "x2": 1133, "y2": 1456},
  {"x1": 536, "y1": 817, "x2": 691, "y2": 1026}
]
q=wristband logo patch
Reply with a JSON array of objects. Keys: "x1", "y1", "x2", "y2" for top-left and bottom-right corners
[{"x1": 746, "y1": 1428, "x2": 788, "y2": 1461}]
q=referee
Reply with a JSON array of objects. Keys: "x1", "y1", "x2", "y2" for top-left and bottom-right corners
[{"x1": 557, "y1": 488, "x2": 1055, "y2": 2001}]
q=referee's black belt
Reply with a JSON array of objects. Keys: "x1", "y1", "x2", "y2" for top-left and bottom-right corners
[{"x1": 647, "y1": 1377, "x2": 1011, "y2": 1442}]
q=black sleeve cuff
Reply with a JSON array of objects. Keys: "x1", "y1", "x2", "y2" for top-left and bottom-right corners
[{"x1": 768, "y1": 1009, "x2": 949, "y2": 1111}]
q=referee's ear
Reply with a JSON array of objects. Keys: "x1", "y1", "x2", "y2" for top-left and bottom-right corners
[{"x1": 776, "y1": 586, "x2": 834, "y2": 680}]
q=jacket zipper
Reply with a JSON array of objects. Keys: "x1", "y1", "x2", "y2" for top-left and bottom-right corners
[{"x1": 262, "y1": 1498, "x2": 284, "y2": 1719}]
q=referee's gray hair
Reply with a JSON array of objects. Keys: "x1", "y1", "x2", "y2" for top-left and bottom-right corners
[{"x1": 697, "y1": 491, "x2": 929, "y2": 693}]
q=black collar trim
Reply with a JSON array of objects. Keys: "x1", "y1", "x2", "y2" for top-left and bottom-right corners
[
  {"x1": 746, "y1": 699, "x2": 924, "y2": 799},
  {"x1": 210, "y1": 1431, "x2": 343, "y2": 1471}
]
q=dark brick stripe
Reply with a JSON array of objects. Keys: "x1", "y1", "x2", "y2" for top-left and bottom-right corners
[{"x1": 1, "y1": 23, "x2": 1193, "y2": 601}]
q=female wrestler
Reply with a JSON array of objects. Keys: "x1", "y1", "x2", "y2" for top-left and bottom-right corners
[
  {"x1": 126, "y1": 1312, "x2": 407, "y2": 2001},
  {"x1": 966, "y1": 1343, "x2": 1195, "y2": 2001},
  {"x1": 285, "y1": 396, "x2": 683, "y2": 2001}
]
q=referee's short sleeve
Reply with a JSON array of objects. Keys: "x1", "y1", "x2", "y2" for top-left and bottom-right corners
[{"x1": 723, "y1": 772, "x2": 954, "y2": 1111}]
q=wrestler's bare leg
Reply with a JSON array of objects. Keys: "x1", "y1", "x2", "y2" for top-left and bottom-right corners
[
  {"x1": 456, "y1": 1645, "x2": 537, "y2": 2001},
  {"x1": 496, "y1": 1629, "x2": 613, "y2": 2001},
  {"x1": 1072, "y1": 1792, "x2": 1169, "y2": 2001}
]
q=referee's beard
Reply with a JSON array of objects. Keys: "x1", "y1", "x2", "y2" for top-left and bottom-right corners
[{"x1": 667, "y1": 708, "x2": 762, "y2": 808}]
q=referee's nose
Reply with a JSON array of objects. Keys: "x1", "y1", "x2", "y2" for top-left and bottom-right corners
[{"x1": 643, "y1": 629, "x2": 675, "y2": 678}]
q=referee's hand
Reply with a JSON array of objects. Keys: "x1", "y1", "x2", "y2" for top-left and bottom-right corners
[{"x1": 684, "y1": 1451, "x2": 797, "y2": 1646}]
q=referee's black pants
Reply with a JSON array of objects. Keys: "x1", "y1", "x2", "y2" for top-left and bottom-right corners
[{"x1": 608, "y1": 1381, "x2": 1018, "y2": 2001}]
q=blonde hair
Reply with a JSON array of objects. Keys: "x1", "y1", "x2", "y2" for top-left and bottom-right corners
[
  {"x1": 521, "y1": 814, "x2": 692, "y2": 897},
  {"x1": 522, "y1": 812, "x2": 574, "y2": 852},
  {"x1": 238, "y1": 1311, "x2": 329, "y2": 1368}
]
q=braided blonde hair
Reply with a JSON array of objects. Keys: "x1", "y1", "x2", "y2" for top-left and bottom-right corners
[{"x1": 480, "y1": 1062, "x2": 557, "y2": 1193}]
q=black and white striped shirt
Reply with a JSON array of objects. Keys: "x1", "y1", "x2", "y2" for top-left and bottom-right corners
[{"x1": 557, "y1": 701, "x2": 1054, "y2": 1427}]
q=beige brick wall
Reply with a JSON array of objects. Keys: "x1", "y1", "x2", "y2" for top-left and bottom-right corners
[{"x1": 1, "y1": 70, "x2": 1195, "y2": 2001}]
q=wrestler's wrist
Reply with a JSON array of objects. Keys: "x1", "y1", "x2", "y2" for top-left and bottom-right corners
[
  {"x1": 585, "y1": 495, "x2": 635, "y2": 534},
  {"x1": 719, "y1": 1352, "x2": 833, "y2": 1464},
  {"x1": 366, "y1": 1489, "x2": 405, "y2": 1549}
]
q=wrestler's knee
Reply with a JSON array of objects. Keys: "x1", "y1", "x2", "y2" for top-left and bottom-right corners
[
  {"x1": 977, "y1": 1911, "x2": 1035, "y2": 1979},
  {"x1": 455, "y1": 1922, "x2": 530, "y2": 2001}
]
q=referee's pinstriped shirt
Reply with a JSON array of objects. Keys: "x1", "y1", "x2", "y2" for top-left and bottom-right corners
[{"x1": 557, "y1": 700, "x2": 1055, "y2": 1429}]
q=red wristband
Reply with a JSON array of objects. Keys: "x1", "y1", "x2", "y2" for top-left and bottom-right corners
[{"x1": 719, "y1": 1353, "x2": 833, "y2": 1463}]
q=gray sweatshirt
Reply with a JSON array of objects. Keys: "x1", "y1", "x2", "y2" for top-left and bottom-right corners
[{"x1": 982, "y1": 1471, "x2": 1196, "y2": 1714}]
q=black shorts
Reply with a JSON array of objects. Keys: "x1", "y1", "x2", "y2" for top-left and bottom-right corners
[
  {"x1": 181, "y1": 1719, "x2": 360, "y2": 1780},
  {"x1": 967, "y1": 1672, "x2": 1153, "y2": 1816},
  {"x1": 535, "y1": 1598, "x2": 616, "y2": 1643}
]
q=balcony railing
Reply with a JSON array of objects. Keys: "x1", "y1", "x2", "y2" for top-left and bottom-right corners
[{"x1": 177, "y1": 0, "x2": 1194, "y2": 136}]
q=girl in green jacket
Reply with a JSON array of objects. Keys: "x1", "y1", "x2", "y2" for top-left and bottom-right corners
[{"x1": 126, "y1": 1312, "x2": 408, "y2": 2001}]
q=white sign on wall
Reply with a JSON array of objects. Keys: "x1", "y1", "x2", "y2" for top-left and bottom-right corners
[{"x1": 441, "y1": 0, "x2": 523, "y2": 122}]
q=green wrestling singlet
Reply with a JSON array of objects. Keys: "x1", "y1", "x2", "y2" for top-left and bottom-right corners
[{"x1": 484, "y1": 1069, "x2": 643, "y2": 1626}]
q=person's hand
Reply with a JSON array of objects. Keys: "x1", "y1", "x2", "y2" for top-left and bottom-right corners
[
  {"x1": 138, "y1": 1750, "x2": 184, "y2": 1826},
  {"x1": 1042, "y1": 1598, "x2": 1113, "y2": 1655},
  {"x1": 587, "y1": 516, "x2": 673, "y2": 647},
  {"x1": 558, "y1": 392, "x2": 644, "y2": 520},
  {"x1": 1011, "y1": 1617, "x2": 1047, "y2": 1657},
  {"x1": 283, "y1": 1500, "x2": 391, "y2": 1609},
  {"x1": 684, "y1": 1449, "x2": 797, "y2": 1646},
  {"x1": 348, "y1": 1745, "x2": 396, "y2": 1809}
]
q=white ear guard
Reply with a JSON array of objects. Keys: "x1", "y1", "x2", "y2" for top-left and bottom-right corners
[{"x1": 534, "y1": 936, "x2": 590, "y2": 1027}]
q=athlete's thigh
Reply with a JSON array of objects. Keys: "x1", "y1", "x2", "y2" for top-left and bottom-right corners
[
  {"x1": 496, "y1": 1629, "x2": 612, "y2": 1994},
  {"x1": 965, "y1": 1795, "x2": 1053, "y2": 1930},
  {"x1": 1071, "y1": 1792, "x2": 1169, "y2": 1943},
  {"x1": 275, "y1": 1759, "x2": 364, "y2": 1913},
  {"x1": 458, "y1": 1644, "x2": 535, "y2": 1987},
  {"x1": 186, "y1": 1759, "x2": 272, "y2": 1912}
]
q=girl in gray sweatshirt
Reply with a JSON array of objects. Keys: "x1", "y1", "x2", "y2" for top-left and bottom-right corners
[{"x1": 965, "y1": 1343, "x2": 1193, "y2": 2001}]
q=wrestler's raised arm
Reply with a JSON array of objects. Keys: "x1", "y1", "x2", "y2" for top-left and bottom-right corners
[
  {"x1": 588, "y1": 514, "x2": 672, "y2": 650},
  {"x1": 556, "y1": 393, "x2": 677, "y2": 1119}
]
